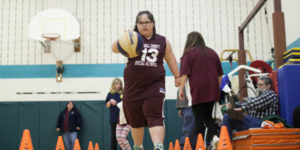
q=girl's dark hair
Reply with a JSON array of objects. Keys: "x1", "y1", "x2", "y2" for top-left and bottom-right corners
[
  {"x1": 64, "y1": 101, "x2": 76, "y2": 111},
  {"x1": 183, "y1": 31, "x2": 206, "y2": 55},
  {"x1": 133, "y1": 10, "x2": 156, "y2": 36}
]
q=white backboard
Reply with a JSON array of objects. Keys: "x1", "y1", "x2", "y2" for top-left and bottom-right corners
[{"x1": 28, "y1": 8, "x2": 80, "y2": 41}]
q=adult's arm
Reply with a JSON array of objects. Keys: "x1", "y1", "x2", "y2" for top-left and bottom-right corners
[
  {"x1": 240, "y1": 90, "x2": 277, "y2": 111},
  {"x1": 75, "y1": 109, "x2": 82, "y2": 128},
  {"x1": 56, "y1": 112, "x2": 62, "y2": 128}
]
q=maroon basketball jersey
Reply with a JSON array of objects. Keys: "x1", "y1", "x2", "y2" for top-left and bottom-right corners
[{"x1": 124, "y1": 34, "x2": 166, "y2": 101}]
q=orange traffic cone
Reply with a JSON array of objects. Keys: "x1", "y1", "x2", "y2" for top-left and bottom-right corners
[
  {"x1": 73, "y1": 138, "x2": 81, "y2": 150},
  {"x1": 19, "y1": 129, "x2": 34, "y2": 150},
  {"x1": 169, "y1": 141, "x2": 174, "y2": 150},
  {"x1": 217, "y1": 126, "x2": 233, "y2": 150},
  {"x1": 55, "y1": 136, "x2": 65, "y2": 150},
  {"x1": 88, "y1": 141, "x2": 94, "y2": 150},
  {"x1": 183, "y1": 137, "x2": 192, "y2": 150},
  {"x1": 174, "y1": 139, "x2": 181, "y2": 150},
  {"x1": 195, "y1": 134, "x2": 205, "y2": 150},
  {"x1": 94, "y1": 142, "x2": 100, "y2": 150}
]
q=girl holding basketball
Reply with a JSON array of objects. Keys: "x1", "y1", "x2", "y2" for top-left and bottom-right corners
[
  {"x1": 105, "y1": 78, "x2": 123, "y2": 150},
  {"x1": 112, "y1": 10, "x2": 180, "y2": 150}
]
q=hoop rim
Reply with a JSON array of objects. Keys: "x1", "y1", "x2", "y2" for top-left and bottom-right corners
[{"x1": 41, "y1": 33, "x2": 61, "y2": 41}]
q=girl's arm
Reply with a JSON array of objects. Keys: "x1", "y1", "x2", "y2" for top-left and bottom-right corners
[
  {"x1": 178, "y1": 75, "x2": 188, "y2": 100},
  {"x1": 164, "y1": 39, "x2": 181, "y2": 87},
  {"x1": 106, "y1": 101, "x2": 112, "y2": 108},
  {"x1": 105, "y1": 93, "x2": 112, "y2": 108}
]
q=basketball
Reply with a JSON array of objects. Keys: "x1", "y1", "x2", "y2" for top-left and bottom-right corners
[{"x1": 117, "y1": 30, "x2": 144, "y2": 58}]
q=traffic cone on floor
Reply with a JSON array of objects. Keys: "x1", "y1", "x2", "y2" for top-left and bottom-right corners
[
  {"x1": 183, "y1": 137, "x2": 192, "y2": 150},
  {"x1": 55, "y1": 136, "x2": 65, "y2": 150},
  {"x1": 174, "y1": 139, "x2": 181, "y2": 150},
  {"x1": 73, "y1": 138, "x2": 81, "y2": 150},
  {"x1": 195, "y1": 134, "x2": 205, "y2": 150},
  {"x1": 168, "y1": 141, "x2": 174, "y2": 150},
  {"x1": 87, "y1": 141, "x2": 94, "y2": 150},
  {"x1": 217, "y1": 126, "x2": 232, "y2": 150},
  {"x1": 19, "y1": 129, "x2": 34, "y2": 150},
  {"x1": 94, "y1": 142, "x2": 99, "y2": 150}
]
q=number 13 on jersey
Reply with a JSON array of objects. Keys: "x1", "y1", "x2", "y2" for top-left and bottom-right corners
[{"x1": 141, "y1": 48, "x2": 159, "y2": 63}]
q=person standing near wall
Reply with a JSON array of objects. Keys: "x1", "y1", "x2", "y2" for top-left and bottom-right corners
[
  {"x1": 105, "y1": 78, "x2": 123, "y2": 150},
  {"x1": 112, "y1": 10, "x2": 181, "y2": 150},
  {"x1": 56, "y1": 101, "x2": 82, "y2": 150},
  {"x1": 179, "y1": 31, "x2": 223, "y2": 145}
]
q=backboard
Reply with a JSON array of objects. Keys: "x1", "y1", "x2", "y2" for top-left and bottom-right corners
[{"x1": 28, "y1": 8, "x2": 80, "y2": 41}]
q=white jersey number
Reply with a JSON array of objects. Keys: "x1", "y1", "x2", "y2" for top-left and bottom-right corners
[{"x1": 141, "y1": 48, "x2": 159, "y2": 63}]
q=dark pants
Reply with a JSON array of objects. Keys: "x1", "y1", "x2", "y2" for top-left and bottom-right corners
[
  {"x1": 110, "y1": 122, "x2": 117, "y2": 150},
  {"x1": 180, "y1": 108, "x2": 196, "y2": 150},
  {"x1": 192, "y1": 102, "x2": 218, "y2": 141},
  {"x1": 222, "y1": 114, "x2": 262, "y2": 139}
]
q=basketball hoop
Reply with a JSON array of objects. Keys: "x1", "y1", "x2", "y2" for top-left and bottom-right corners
[
  {"x1": 41, "y1": 33, "x2": 61, "y2": 41},
  {"x1": 41, "y1": 33, "x2": 61, "y2": 53}
]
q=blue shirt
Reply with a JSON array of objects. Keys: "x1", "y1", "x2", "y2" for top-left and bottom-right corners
[{"x1": 105, "y1": 92, "x2": 122, "y2": 123}]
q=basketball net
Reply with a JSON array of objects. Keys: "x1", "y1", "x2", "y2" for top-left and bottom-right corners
[
  {"x1": 41, "y1": 33, "x2": 61, "y2": 53},
  {"x1": 41, "y1": 33, "x2": 75, "y2": 64}
]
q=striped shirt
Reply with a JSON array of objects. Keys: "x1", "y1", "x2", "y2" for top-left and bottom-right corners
[{"x1": 239, "y1": 90, "x2": 278, "y2": 120}]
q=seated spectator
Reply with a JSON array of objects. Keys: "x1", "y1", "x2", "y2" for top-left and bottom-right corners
[{"x1": 222, "y1": 76, "x2": 279, "y2": 139}]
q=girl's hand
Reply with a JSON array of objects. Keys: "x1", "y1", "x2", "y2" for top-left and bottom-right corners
[
  {"x1": 110, "y1": 99, "x2": 117, "y2": 106},
  {"x1": 179, "y1": 88, "x2": 185, "y2": 101},
  {"x1": 175, "y1": 77, "x2": 181, "y2": 87}
]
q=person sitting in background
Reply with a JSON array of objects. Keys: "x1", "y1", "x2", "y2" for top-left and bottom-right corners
[
  {"x1": 56, "y1": 101, "x2": 82, "y2": 150},
  {"x1": 222, "y1": 76, "x2": 279, "y2": 139}
]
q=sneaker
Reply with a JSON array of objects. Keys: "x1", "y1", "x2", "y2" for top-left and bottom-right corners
[
  {"x1": 133, "y1": 145, "x2": 144, "y2": 150},
  {"x1": 153, "y1": 143, "x2": 164, "y2": 150},
  {"x1": 210, "y1": 135, "x2": 219, "y2": 150}
]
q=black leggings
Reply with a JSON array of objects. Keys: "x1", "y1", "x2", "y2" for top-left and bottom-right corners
[
  {"x1": 192, "y1": 102, "x2": 218, "y2": 139},
  {"x1": 110, "y1": 122, "x2": 117, "y2": 150}
]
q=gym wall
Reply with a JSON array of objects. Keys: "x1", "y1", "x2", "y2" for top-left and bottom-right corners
[
  {"x1": 1, "y1": 0, "x2": 292, "y2": 65},
  {"x1": 1, "y1": 0, "x2": 300, "y2": 149}
]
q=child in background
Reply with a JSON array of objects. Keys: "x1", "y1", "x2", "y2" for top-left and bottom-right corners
[
  {"x1": 105, "y1": 78, "x2": 123, "y2": 150},
  {"x1": 116, "y1": 101, "x2": 132, "y2": 150}
]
